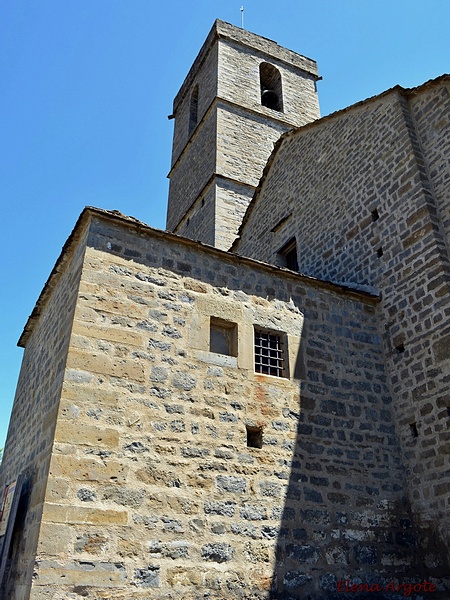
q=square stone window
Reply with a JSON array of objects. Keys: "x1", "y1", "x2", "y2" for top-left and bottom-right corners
[{"x1": 209, "y1": 318, "x2": 237, "y2": 356}]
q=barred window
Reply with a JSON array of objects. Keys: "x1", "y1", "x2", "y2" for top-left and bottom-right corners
[{"x1": 254, "y1": 328, "x2": 286, "y2": 377}]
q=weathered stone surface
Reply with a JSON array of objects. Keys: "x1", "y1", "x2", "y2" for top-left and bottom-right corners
[
  {"x1": 201, "y1": 542, "x2": 235, "y2": 563},
  {"x1": 74, "y1": 534, "x2": 107, "y2": 554},
  {"x1": 204, "y1": 500, "x2": 236, "y2": 516},
  {"x1": 216, "y1": 475, "x2": 247, "y2": 494},
  {"x1": 134, "y1": 564, "x2": 160, "y2": 587},
  {"x1": 42, "y1": 503, "x2": 128, "y2": 526},
  {"x1": 49, "y1": 456, "x2": 128, "y2": 483},
  {"x1": 54, "y1": 422, "x2": 119, "y2": 448}
]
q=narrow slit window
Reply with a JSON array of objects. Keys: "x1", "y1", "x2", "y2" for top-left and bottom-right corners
[
  {"x1": 254, "y1": 328, "x2": 286, "y2": 377},
  {"x1": 189, "y1": 85, "x2": 199, "y2": 135}
]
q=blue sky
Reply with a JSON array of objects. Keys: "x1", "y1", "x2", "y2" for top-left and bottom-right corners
[{"x1": 1, "y1": 0, "x2": 449, "y2": 449}]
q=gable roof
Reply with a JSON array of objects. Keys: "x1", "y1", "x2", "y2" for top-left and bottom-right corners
[{"x1": 231, "y1": 73, "x2": 450, "y2": 251}]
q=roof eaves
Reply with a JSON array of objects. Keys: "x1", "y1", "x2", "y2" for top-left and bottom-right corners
[{"x1": 19, "y1": 206, "x2": 381, "y2": 347}]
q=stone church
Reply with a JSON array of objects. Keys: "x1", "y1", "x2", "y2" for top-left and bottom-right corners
[{"x1": 1, "y1": 19, "x2": 449, "y2": 600}]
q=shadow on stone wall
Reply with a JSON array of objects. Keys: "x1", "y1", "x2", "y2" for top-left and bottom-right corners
[{"x1": 268, "y1": 318, "x2": 450, "y2": 600}]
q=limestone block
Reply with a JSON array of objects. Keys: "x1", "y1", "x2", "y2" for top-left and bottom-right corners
[
  {"x1": 49, "y1": 455, "x2": 128, "y2": 483},
  {"x1": 45, "y1": 477, "x2": 70, "y2": 501},
  {"x1": 35, "y1": 560, "x2": 126, "y2": 586},
  {"x1": 41, "y1": 503, "x2": 128, "y2": 526},
  {"x1": 54, "y1": 421, "x2": 119, "y2": 449},
  {"x1": 66, "y1": 349, "x2": 145, "y2": 382},
  {"x1": 72, "y1": 322, "x2": 145, "y2": 347},
  {"x1": 37, "y1": 523, "x2": 73, "y2": 556}
]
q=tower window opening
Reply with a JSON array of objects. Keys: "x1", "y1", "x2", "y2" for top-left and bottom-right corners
[
  {"x1": 254, "y1": 328, "x2": 286, "y2": 377},
  {"x1": 371, "y1": 208, "x2": 380, "y2": 221},
  {"x1": 259, "y1": 63, "x2": 283, "y2": 112},
  {"x1": 189, "y1": 85, "x2": 199, "y2": 135}
]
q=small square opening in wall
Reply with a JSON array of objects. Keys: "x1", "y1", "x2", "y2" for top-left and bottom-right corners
[
  {"x1": 209, "y1": 318, "x2": 237, "y2": 356},
  {"x1": 254, "y1": 328, "x2": 287, "y2": 377},
  {"x1": 371, "y1": 208, "x2": 380, "y2": 222},
  {"x1": 409, "y1": 422, "x2": 419, "y2": 438},
  {"x1": 246, "y1": 425, "x2": 263, "y2": 448},
  {"x1": 395, "y1": 342, "x2": 405, "y2": 354}
]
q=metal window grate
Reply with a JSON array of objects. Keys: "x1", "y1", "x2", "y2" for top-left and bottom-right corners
[{"x1": 254, "y1": 329, "x2": 284, "y2": 377}]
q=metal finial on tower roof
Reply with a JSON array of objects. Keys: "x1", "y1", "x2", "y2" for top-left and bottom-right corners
[{"x1": 240, "y1": 6, "x2": 245, "y2": 29}]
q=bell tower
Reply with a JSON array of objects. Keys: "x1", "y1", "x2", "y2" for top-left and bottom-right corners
[{"x1": 166, "y1": 20, "x2": 320, "y2": 250}]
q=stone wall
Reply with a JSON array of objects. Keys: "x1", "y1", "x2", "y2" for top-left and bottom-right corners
[
  {"x1": 169, "y1": 41, "x2": 218, "y2": 169},
  {"x1": 217, "y1": 38, "x2": 320, "y2": 128},
  {"x1": 216, "y1": 104, "x2": 290, "y2": 189},
  {"x1": 0, "y1": 221, "x2": 89, "y2": 600},
  {"x1": 214, "y1": 177, "x2": 255, "y2": 251},
  {"x1": 408, "y1": 80, "x2": 450, "y2": 255},
  {"x1": 171, "y1": 97, "x2": 302, "y2": 250},
  {"x1": 234, "y1": 90, "x2": 414, "y2": 283},
  {"x1": 234, "y1": 77, "x2": 450, "y2": 553},
  {"x1": 174, "y1": 183, "x2": 217, "y2": 247},
  {"x1": 19, "y1": 210, "x2": 449, "y2": 599},
  {"x1": 166, "y1": 109, "x2": 217, "y2": 234}
]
